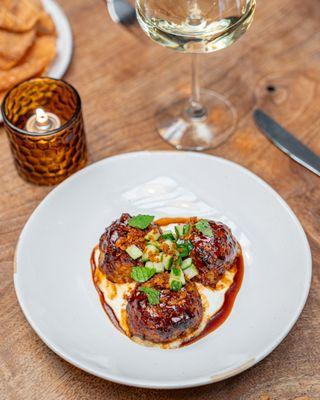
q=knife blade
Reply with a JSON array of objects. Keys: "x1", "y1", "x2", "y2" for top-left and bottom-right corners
[{"x1": 254, "y1": 109, "x2": 320, "y2": 177}]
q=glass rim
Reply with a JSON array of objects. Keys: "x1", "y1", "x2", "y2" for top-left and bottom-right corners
[{"x1": 1, "y1": 77, "x2": 82, "y2": 137}]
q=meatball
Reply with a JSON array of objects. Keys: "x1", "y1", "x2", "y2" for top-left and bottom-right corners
[
  {"x1": 126, "y1": 273, "x2": 203, "y2": 343},
  {"x1": 99, "y1": 213, "x2": 154, "y2": 283},
  {"x1": 190, "y1": 220, "x2": 239, "y2": 287}
]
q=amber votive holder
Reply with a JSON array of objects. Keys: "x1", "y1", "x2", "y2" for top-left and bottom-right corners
[{"x1": 1, "y1": 77, "x2": 88, "y2": 186}]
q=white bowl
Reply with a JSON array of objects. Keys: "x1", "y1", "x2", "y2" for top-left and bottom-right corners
[{"x1": 14, "y1": 151, "x2": 312, "y2": 389}]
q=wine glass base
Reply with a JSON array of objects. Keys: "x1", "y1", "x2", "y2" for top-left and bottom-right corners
[{"x1": 156, "y1": 89, "x2": 237, "y2": 151}]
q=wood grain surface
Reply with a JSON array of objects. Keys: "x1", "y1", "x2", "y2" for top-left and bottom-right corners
[{"x1": 1, "y1": 0, "x2": 320, "y2": 399}]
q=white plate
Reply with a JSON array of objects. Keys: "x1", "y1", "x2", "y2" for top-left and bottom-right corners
[
  {"x1": 0, "y1": 0, "x2": 73, "y2": 122},
  {"x1": 44, "y1": 0, "x2": 73, "y2": 79},
  {"x1": 14, "y1": 151, "x2": 312, "y2": 389}
]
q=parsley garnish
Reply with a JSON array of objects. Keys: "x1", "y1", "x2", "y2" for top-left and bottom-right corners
[
  {"x1": 131, "y1": 266, "x2": 156, "y2": 282},
  {"x1": 128, "y1": 214, "x2": 154, "y2": 229},
  {"x1": 195, "y1": 219, "x2": 213, "y2": 237},
  {"x1": 139, "y1": 286, "x2": 160, "y2": 305}
]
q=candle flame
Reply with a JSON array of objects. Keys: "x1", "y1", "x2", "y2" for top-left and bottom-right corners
[{"x1": 35, "y1": 108, "x2": 48, "y2": 124}]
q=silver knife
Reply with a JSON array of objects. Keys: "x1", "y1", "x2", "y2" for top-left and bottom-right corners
[{"x1": 254, "y1": 109, "x2": 320, "y2": 177}]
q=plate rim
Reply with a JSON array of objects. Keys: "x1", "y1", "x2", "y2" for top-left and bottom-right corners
[
  {"x1": 14, "y1": 151, "x2": 312, "y2": 389},
  {"x1": 44, "y1": 0, "x2": 73, "y2": 79}
]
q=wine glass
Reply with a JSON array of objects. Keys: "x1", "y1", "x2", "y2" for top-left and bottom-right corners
[{"x1": 135, "y1": 0, "x2": 256, "y2": 150}]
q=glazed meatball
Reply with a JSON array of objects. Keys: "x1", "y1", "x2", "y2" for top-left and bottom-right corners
[
  {"x1": 99, "y1": 213, "x2": 154, "y2": 283},
  {"x1": 190, "y1": 220, "x2": 239, "y2": 287},
  {"x1": 126, "y1": 273, "x2": 203, "y2": 343}
]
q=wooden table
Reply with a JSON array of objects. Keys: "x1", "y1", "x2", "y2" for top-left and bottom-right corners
[{"x1": 1, "y1": 0, "x2": 319, "y2": 398}]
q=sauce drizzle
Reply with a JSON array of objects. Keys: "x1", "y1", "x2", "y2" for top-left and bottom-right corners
[
  {"x1": 181, "y1": 253, "x2": 243, "y2": 346},
  {"x1": 90, "y1": 245, "x2": 124, "y2": 334}
]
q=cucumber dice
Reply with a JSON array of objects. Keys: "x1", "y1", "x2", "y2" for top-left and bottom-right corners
[
  {"x1": 162, "y1": 254, "x2": 173, "y2": 270},
  {"x1": 141, "y1": 243, "x2": 159, "y2": 262},
  {"x1": 169, "y1": 266, "x2": 185, "y2": 290},
  {"x1": 126, "y1": 245, "x2": 142, "y2": 260},
  {"x1": 153, "y1": 262, "x2": 165, "y2": 273},
  {"x1": 145, "y1": 244, "x2": 159, "y2": 253},
  {"x1": 145, "y1": 261, "x2": 164, "y2": 273},
  {"x1": 145, "y1": 229, "x2": 160, "y2": 241},
  {"x1": 162, "y1": 239, "x2": 175, "y2": 252},
  {"x1": 174, "y1": 224, "x2": 185, "y2": 238},
  {"x1": 181, "y1": 257, "x2": 192, "y2": 270},
  {"x1": 183, "y1": 264, "x2": 199, "y2": 279}
]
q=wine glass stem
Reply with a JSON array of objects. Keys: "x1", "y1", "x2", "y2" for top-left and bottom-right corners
[{"x1": 187, "y1": 54, "x2": 207, "y2": 120}]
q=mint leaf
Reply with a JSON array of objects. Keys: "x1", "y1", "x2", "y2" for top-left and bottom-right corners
[
  {"x1": 131, "y1": 266, "x2": 156, "y2": 282},
  {"x1": 128, "y1": 214, "x2": 154, "y2": 229},
  {"x1": 139, "y1": 286, "x2": 160, "y2": 305},
  {"x1": 195, "y1": 219, "x2": 213, "y2": 237}
]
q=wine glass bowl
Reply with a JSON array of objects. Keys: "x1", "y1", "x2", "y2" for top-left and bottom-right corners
[
  {"x1": 136, "y1": 0, "x2": 255, "y2": 54},
  {"x1": 136, "y1": 0, "x2": 256, "y2": 150}
]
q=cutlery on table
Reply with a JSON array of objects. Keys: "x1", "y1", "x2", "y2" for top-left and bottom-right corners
[
  {"x1": 105, "y1": 0, "x2": 136, "y2": 25},
  {"x1": 254, "y1": 109, "x2": 320, "y2": 177}
]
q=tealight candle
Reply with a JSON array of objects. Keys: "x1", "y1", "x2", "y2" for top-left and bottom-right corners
[
  {"x1": 25, "y1": 107, "x2": 61, "y2": 134},
  {"x1": 1, "y1": 77, "x2": 87, "y2": 186}
]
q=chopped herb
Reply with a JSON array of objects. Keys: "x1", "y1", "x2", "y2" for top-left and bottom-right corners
[
  {"x1": 177, "y1": 243, "x2": 189, "y2": 257},
  {"x1": 170, "y1": 280, "x2": 183, "y2": 291},
  {"x1": 183, "y1": 224, "x2": 191, "y2": 235},
  {"x1": 195, "y1": 219, "x2": 213, "y2": 237},
  {"x1": 128, "y1": 214, "x2": 154, "y2": 230},
  {"x1": 139, "y1": 286, "x2": 160, "y2": 305},
  {"x1": 131, "y1": 266, "x2": 156, "y2": 282},
  {"x1": 161, "y1": 232, "x2": 176, "y2": 241},
  {"x1": 176, "y1": 240, "x2": 193, "y2": 257},
  {"x1": 186, "y1": 240, "x2": 193, "y2": 252},
  {"x1": 172, "y1": 267, "x2": 180, "y2": 276},
  {"x1": 176, "y1": 254, "x2": 183, "y2": 266}
]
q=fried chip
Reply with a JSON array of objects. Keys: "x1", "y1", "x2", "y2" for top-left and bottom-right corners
[
  {"x1": 0, "y1": 0, "x2": 42, "y2": 32},
  {"x1": 0, "y1": 54, "x2": 17, "y2": 70},
  {"x1": 36, "y1": 11, "x2": 56, "y2": 36},
  {"x1": 0, "y1": 1, "x2": 57, "y2": 102},
  {"x1": 0, "y1": 36, "x2": 56, "y2": 92},
  {"x1": 0, "y1": 29, "x2": 36, "y2": 63}
]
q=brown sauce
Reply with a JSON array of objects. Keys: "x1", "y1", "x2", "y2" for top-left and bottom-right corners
[
  {"x1": 90, "y1": 245, "x2": 124, "y2": 334},
  {"x1": 181, "y1": 253, "x2": 244, "y2": 346},
  {"x1": 90, "y1": 217, "x2": 244, "y2": 347}
]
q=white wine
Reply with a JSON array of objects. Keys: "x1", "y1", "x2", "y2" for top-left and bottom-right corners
[
  {"x1": 135, "y1": 0, "x2": 255, "y2": 150},
  {"x1": 136, "y1": 0, "x2": 255, "y2": 53}
]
